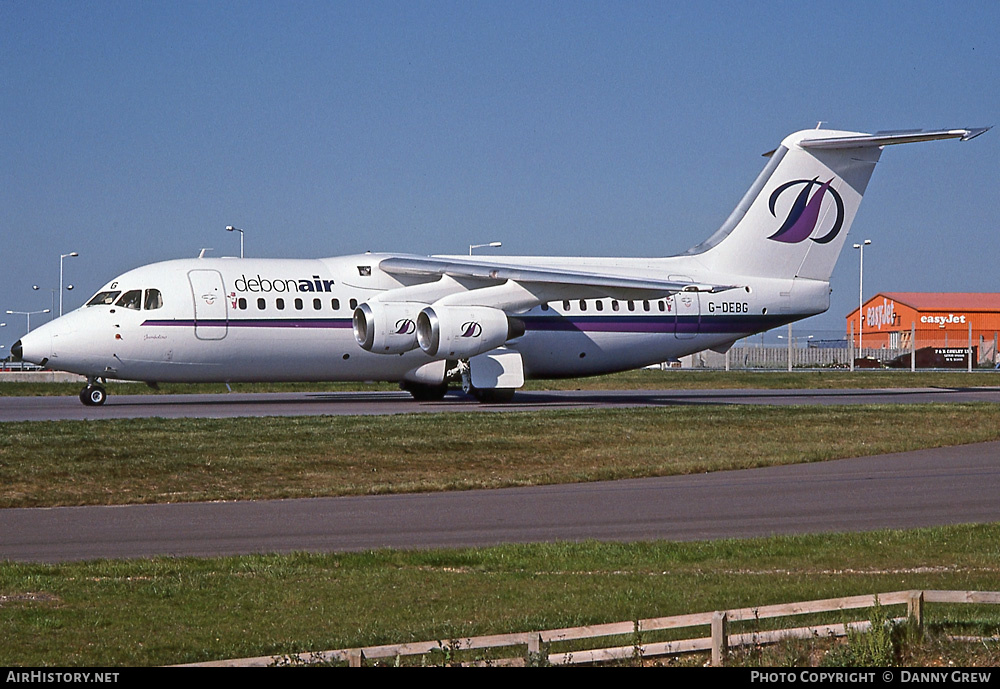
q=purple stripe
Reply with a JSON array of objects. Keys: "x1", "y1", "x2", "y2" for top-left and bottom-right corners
[
  {"x1": 142, "y1": 314, "x2": 802, "y2": 336},
  {"x1": 521, "y1": 315, "x2": 795, "y2": 334},
  {"x1": 142, "y1": 319, "x2": 353, "y2": 329}
]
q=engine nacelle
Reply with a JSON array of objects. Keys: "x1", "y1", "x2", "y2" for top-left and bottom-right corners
[
  {"x1": 416, "y1": 305, "x2": 524, "y2": 358},
  {"x1": 353, "y1": 302, "x2": 423, "y2": 354}
]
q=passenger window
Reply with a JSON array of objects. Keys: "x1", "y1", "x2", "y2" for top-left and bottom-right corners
[
  {"x1": 87, "y1": 290, "x2": 121, "y2": 306},
  {"x1": 257, "y1": 298, "x2": 266, "y2": 310},
  {"x1": 627, "y1": 301, "x2": 635, "y2": 312},
  {"x1": 349, "y1": 298, "x2": 358, "y2": 310},
  {"x1": 115, "y1": 290, "x2": 142, "y2": 310},
  {"x1": 612, "y1": 300, "x2": 619, "y2": 312},
  {"x1": 276, "y1": 298, "x2": 285, "y2": 310},
  {"x1": 237, "y1": 298, "x2": 247, "y2": 310},
  {"x1": 143, "y1": 289, "x2": 163, "y2": 310},
  {"x1": 332, "y1": 298, "x2": 340, "y2": 310},
  {"x1": 563, "y1": 300, "x2": 570, "y2": 311},
  {"x1": 595, "y1": 300, "x2": 603, "y2": 312},
  {"x1": 658, "y1": 301, "x2": 665, "y2": 312},
  {"x1": 541, "y1": 303, "x2": 549, "y2": 311},
  {"x1": 579, "y1": 299, "x2": 587, "y2": 312},
  {"x1": 643, "y1": 300, "x2": 650, "y2": 312},
  {"x1": 294, "y1": 298, "x2": 303, "y2": 310}
]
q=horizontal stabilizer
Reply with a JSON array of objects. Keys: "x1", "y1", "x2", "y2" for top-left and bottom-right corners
[{"x1": 799, "y1": 127, "x2": 991, "y2": 150}]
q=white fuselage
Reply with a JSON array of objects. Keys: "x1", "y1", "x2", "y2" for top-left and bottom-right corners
[{"x1": 19, "y1": 253, "x2": 825, "y2": 385}]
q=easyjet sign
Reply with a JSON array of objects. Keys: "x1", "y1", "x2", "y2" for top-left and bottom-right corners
[
  {"x1": 865, "y1": 298, "x2": 897, "y2": 331},
  {"x1": 920, "y1": 314, "x2": 968, "y2": 326}
]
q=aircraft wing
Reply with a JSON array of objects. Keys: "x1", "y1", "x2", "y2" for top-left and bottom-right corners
[{"x1": 378, "y1": 255, "x2": 737, "y2": 296}]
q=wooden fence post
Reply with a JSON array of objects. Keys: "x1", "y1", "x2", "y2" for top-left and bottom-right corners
[
  {"x1": 711, "y1": 611, "x2": 728, "y2": 667},
  {"x1": 348, "y1": 649, "x2": 363, "y2": 667},
  {"x1": 526, "y1": 633, "x2": 542, "y2": 665},
  {"x1": 907, "y1": 591, "x2": 924, "y2": 630}
]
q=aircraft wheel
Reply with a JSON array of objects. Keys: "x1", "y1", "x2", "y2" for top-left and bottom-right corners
[
  {"x1": 401, "y1": 381, "x2": 449, "y2": 401},
  {"x1": 471, "y1": 388, "x2": 516, "y2": 404},
  {"x1": 80, "y1": 385, "x2": 107, "y2": 406}
]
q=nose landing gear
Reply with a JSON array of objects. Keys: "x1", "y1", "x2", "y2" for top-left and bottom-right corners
[{"x1": 80, "y1": 378, "x2": 107, "y2": 406}]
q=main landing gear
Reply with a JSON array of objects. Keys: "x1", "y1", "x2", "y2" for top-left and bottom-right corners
[
  {"x1": 80, "y1": 378, "x2": 107, "y2": 406},
  {"x1": 467, "y1": 387, "x2": 516, "y2": 403},
  {"x1": 400, "y1": 380, "x2": 450, "y2": 401},
  {"x1": 399, "y1": 356, "x2": 520, "y2": 404},
  {"x1": 459, "y1": 359, "x2": 517, "y2": 404}
]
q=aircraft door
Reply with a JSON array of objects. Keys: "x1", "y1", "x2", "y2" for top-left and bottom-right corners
[
  {"x1": 673, "y1": 292, "x2": 700, "y2": 339},
  {"x1": 187, "y1": 269, "x2": 229, "y2": 340},
  {"x1": 669, "y1": 276, "x2": 700, "y2": 339}
]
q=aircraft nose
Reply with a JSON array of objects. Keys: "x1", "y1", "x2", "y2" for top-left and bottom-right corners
[{"x1": 13, "y1": 328, "x2": 53, "y2": 368}]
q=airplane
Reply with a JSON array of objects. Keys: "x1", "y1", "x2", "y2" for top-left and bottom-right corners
[{"x1": 10, "y1": 126, "x2": 990, "y2": 406}]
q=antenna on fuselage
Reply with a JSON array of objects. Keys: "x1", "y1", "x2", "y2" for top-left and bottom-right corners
[{"x1": 198, "y1": 248, "x2": 213, "y2": 259}]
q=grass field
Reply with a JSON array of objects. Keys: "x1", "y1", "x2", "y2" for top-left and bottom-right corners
[
  {"x1": 3, "y1": 403, "x2": 1000, "y2": 508},
  {"x1": 1, "y1": 368, "x2": 999, "y2": 397},
  {"x1": 1, "y1": 525, "x2": 998, "y2": 666}
]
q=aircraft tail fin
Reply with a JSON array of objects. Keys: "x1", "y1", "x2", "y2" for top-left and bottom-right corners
[{"x1": 688, "y1": 127, "x2": 989, "y2": 282}]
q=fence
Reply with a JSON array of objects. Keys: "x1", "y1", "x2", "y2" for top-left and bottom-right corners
[
  {"x1": 681, "y1": 329, "x2": 1000, "y2": 371},
  {"x1": 687, "y1": 346, "x2": 906, "y2": 370},
  {"x1": 182, "y1": 589, "x2": 1000, "y2": 667}
]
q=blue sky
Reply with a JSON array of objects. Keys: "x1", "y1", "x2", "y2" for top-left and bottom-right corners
[{"x1": 2, "y1": 1, "x2": 998, "y2": 340}]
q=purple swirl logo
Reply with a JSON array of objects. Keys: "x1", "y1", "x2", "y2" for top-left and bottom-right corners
[
  {"x1": 767, "y1": 177, "x2": 844, "y2": 244},
  {"x1": 394, "y1": 319, "x2": 416, "y2": 335},
  {"x1": 461, "y1": 322, "x2": 482, "y2": 338}
]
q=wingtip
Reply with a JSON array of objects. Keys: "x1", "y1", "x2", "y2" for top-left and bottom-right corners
[{"x1": 960, "y1": 126, "x2": 991, "y2": 142}]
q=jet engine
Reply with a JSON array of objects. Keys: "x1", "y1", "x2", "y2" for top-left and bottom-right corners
[
  {"x1": 416, "y1": 305, "x2": 525, "y2": 358},
  {"x1": 353, "y1": 302, "x2": 423, "y2": 354}
]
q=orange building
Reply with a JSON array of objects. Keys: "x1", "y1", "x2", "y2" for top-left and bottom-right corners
[{"x1": 846, "y1": 293, "x2": 1000, "y2": 354}]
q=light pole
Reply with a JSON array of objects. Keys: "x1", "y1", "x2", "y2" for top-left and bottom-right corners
[
  {"x1": 778, "y1": 331, "x2": 813, "y2": 371},
  {"x1": 778, "y1": 334, "x2": 815, "y2": 346},
  {"x1": 226, "y1": 226, "x2": 244, "y2": 258},
  {"x1": 32, "y1": 286, "x2": 56, "y2": 319},
  {"x1": 34, "y1": 285, "x2": 74, "y2": 321},
  {"x1": 469, "y1": 241, "x2": 501, "y2": 256},
  {"x1": 6, "y1": 309, "x2": 50, "y2": 333},
  {"x1": 853, "y1": 240, "x2": 871, "y2": 352},
  {"x1": 60, "y1": 252, "x2": 78, "y2": 317}
]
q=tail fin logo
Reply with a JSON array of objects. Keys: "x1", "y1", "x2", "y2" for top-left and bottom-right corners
[{"x1": 767, "y1": 178, "x2": 844, "y2": 244}]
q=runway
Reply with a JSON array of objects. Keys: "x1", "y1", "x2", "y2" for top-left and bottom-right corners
[
  {"x1": 2, "y1": 440, "x2": 998, "y2": 563},
  {"x1": 2, "y1": 385, "x2": 1000, "y2": 422}
]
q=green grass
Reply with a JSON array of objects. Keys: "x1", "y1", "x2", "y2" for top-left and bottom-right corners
[
  {"x1": 0, "y1": 379, "x2": 399, "y2": 397},
  {"x1": 523, "y1": 369, "x2": 1000, "y2": 391},
  {"x1": 1, "y1": 524, "x2": 998, "y2": 666},
  {"x1": 2, "y1": 368, "x2": 999, "y2": 397},
  {"x1": 3, "y1": 403, "x2": 1000, "y2": 508}
]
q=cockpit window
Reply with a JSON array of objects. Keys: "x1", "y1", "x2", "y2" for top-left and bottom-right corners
[
  {"x1": 87, "y1": 290, "x2": 121, "y2": 306},
  {"x1": 144, "y1": 288, "x2": 163, "y2": 310},
  {"x1": 115, "y1": 290, "x2": 142, "y2": 310}
]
